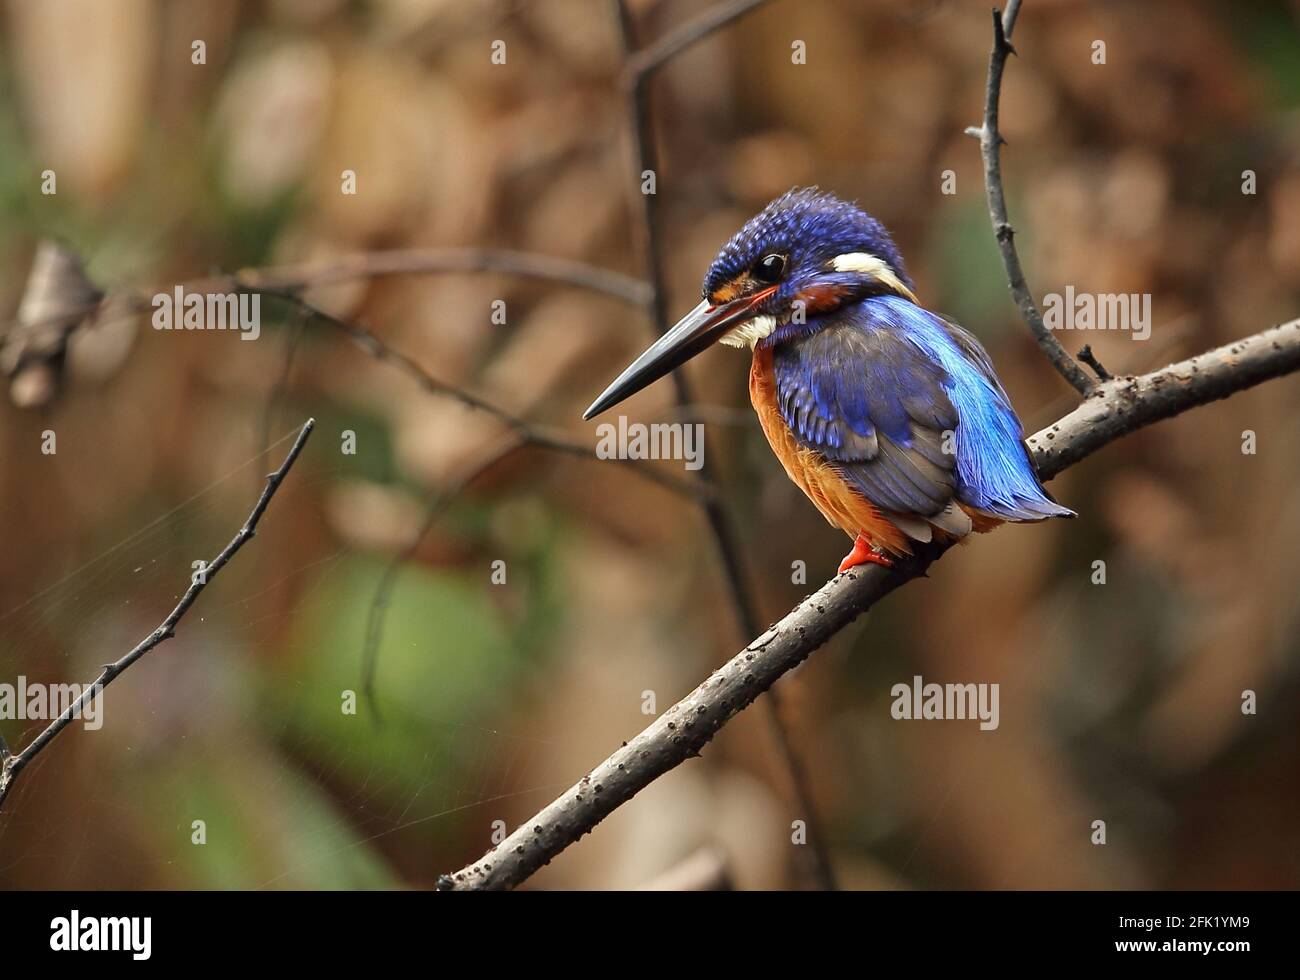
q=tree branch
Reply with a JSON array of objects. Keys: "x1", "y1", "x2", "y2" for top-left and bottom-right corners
[
  {"x1": 437, "y1": 317, "x2": 1300, "y2": 890},
  {"x1": 232, "y1": 247, "x2": 652, "y2": 310},
  {"x1": 613, "y1": 0, "x2": 837, "y2": 890},
  {"x1": 242, "y1": 285, "x2": 715, "y2": 718},
  {"x1": 0, "y1": 418, "x2": 317, "y2": 812},
  {"x1": 246, "y1": 284, "x2": 707, "y2": 503},
  {"x1": 1027, "y1": 319, "x2": 1300, "y2": 475},
  {"x1": 2, "y1": 247, "x2": 652, "y2": 348},
  {"x1": 238, "y1": 284, "x2": 719, "y2": 732},
  {"x1": 624, "y1": 0, "x2": 774, "y2": 80},
  {"x1": 967, "y1": 1, "x2": 1095, "y2": 395}
]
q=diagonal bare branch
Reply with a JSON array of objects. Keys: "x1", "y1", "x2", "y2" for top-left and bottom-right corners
[
  {"x1": 245, "y1": 283, "x2": 708, "y2": 503},
  {"x1": 438, "y1": 316, "x2": 1300, "y2": 890}
]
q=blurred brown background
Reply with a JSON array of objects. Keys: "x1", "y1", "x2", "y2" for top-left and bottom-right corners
[{"x1": 0, "y1": 0, "x2": 1298, "y2": 890}]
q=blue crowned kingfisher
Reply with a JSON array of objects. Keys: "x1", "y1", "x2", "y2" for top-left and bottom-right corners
[{"x1": 584, "y1": 188, "x2": 1073, "y2": 573}]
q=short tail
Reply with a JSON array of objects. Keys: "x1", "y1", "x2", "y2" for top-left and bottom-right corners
[{"x1": 987, "y1": 452, "x2": 1075, "y2": 522}]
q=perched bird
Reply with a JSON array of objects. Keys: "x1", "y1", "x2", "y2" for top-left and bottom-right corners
[{"x1": 584, "y1": 188, "x2": 1073, "y2": 573}]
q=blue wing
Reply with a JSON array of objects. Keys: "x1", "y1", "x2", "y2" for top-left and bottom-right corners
[
  {"x1": 772, "y1": 296, "x2": 1073, "y2": 526},
  {"x1": 773, "y1": 316, "x2": 958, "y2": 520}
]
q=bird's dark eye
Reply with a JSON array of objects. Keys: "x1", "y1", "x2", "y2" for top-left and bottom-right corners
[{"x1": 754, "y1": 253, "x2": 786, "y2": 283}]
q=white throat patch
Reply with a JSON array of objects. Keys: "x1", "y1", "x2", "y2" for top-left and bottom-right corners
[{"x1": 720, "y1": 315, "x2": 777, "y2": 349}]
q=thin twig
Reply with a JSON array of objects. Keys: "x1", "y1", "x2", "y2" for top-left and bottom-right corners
[
  {"x1": 1077, "y1": 344, "x2": 1113, "y2": 382},
  {"x1": 234, "y1": 247, "x2": 652, "y2": 309},
  {"x1": 438, "y1": 316, "x2": 1300, "y2": 890},
  {"x1": 968, "y1": 1, "x2": 1095, "y2": 395},
  {"x1": 243, "y1": 283, "x2": 713, "y2": 720},
  {"x1": 235, "y1": 285, "x2": 712, "y2": 730},
  {"x1": 244, "y1": 283, "x2": 707, "y2": 502},
  {"x1": 624, "y1": 0, "x2": 775, "y2": 80},
  {"x1": 0, "y1": 418, "x2": 316, "y2": 812},
  {"x1": 614, "y1": 0, "x2": 838, "y2": 890}
]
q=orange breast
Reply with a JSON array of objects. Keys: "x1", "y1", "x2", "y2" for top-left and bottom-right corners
[{"x1": 748, "y1": 346, "x2": 913, "y2": 556}]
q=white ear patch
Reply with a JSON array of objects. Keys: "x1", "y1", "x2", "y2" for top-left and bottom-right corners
[
  {"x1": 829, "y1": 252, "x2": 919, "y2": 303},
  {"x1": 720, "y1": 315, "x2": 777, "y2": 349}
]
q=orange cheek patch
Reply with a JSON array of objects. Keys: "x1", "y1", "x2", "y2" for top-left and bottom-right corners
[{"x1": 794, "y1": 283, "x2": 851, "y2": 315}]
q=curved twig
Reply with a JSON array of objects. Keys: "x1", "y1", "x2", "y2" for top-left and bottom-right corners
[
  {"x1": 969, "y1": 1, "x2": 1095, "y2": 395},
  {"x1": 624, "y1": 0, "x2": 775, "y2": 80}
]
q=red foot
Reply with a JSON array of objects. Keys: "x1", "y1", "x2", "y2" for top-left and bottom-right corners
[{"x1": 838, "y1": 534, "x2": 894, "y2": 574}]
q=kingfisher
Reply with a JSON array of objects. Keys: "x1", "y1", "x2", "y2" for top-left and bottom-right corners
[{"x1": 584, "y1": 188, "x2": 1073, "y2": 573}]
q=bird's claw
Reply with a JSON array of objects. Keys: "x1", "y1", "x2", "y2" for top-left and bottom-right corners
[{"x1": 838, "y1": 535, "x2": 894, "y2": 574}]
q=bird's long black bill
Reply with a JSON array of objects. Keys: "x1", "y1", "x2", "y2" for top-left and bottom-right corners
[{"x1": 582, "y1": 289, "x2": 774, "y2": 420}]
